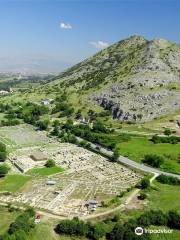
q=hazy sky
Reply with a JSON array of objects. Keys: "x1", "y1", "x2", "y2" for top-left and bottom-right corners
[{"x1": 0, "y1": 0, "x2": 179, "y2": 73}]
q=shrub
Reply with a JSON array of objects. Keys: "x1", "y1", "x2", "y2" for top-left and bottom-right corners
[
  {"x1": 55, "y1": 218, "x2": 88, "y2": 237},
  {"x1": 0, "y1": 151, "x2": 7, "y2": 162},
  {"x1": 111, "y1": 148, "x2": 119, "y2": 162},
  {"x1": 78, "y1": 140, "x2": 90, "y2": 149},
  {"x1": 151, "y1": 135, "x2": 180, "y2": 144},
  {"x1": 37, "y1": 119, "x2": 50, "y2": 130},
  {"x1": 87, "y1": 222, "x2": 106, "y2": 240},
  {"x1": 139, "y1": 178, "x2": 150, "y2": 189},
  {"x1": 93, "y1": 121, "x2": 109, "y2": 133},
  {"x1": 164, "y1": 128, "x2": 172, "y2": 136},
  {"x1": 143, "y1": 154, "x2": 164, "y2": 168},
  {"x1": 98, "y1": 110, "x2": 111, "y2": 117},
  {"x1": 138, "y1": 210, "x2": 167, "y2": 226},
  {"x1": 138, "y1": 192, "x2": 147, "y2": 200},
  {"x1": 7, "y1": 208, "x2": 35, "y2": 238},
  {"x1": 0, "y1": 142, "x2": 6, "y2": 152},
  {"x1": 0, "y1": 164, "x2": 9, "y2": 177},
  {"x1": 156, "y1": 174, "x2": 180, "y2": 185},
  {"x1": 45, "y1": 159, "x2": 55, "y2": 168},
  {"x1": 167, "y1": 210, "x2": 180, "y2": 229}
]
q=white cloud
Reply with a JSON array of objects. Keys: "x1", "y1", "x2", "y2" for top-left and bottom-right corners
[
  {"x1": 89, "y1": 41, "x2": 109, "y2": 49},
  {"x1": 60, "y1": 22, "x2": 72, "y2": 29}
]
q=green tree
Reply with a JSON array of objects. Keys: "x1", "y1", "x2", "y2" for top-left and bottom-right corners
[
  {"x1": 111, "y1": 148, "x2": 119, "y2": 162},
  {"x1": 167, "y1": 210, "x2": 180, "y2": 229},
  {"x1": 87, "y1": 222, "x2": 106, "y2": 240},
  {"x1": 138, "y1": 192, "x2": 147, "y2": 200},
  {"x1": 45, "y1": 159, "x2": 55, "y2": 168},
  {"x1": 164, "y1": 128, "x2": 172, "y2": 136},
  {"x1": 139, "y1": 178, "x2": 150, "y2": 189},
  {"x1": 0, "y1": 142, "x2": 6, "y2": 152},
  {"x1": 106, "y1": 223, "x2": 125, "y2": 240},
  {"x1": 75, "y1": 109, "x2": 82, "y2": 119},
  {"x1": 0, "y1": 151, "x2": 7, "y2": 162},
  {"x1": 0, "y1": 164, "x2": 9, "y2": 177},
  {"x1": 37, "y1": 119, "x2": 50, "y2": 130},
  {"x1": 143, "y1": 154, "x2": 164, "y2": 168}
]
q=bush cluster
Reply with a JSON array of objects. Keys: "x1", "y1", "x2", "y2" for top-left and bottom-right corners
[
  {"x1": 151, "y1": 135, "x2": 180, "y2": 144},
  {"x1": 52, "y1": 95, "x2": 74, "y2": 117},
  {"x1": 0, "y1": 164, "x2": 9, "y2": 177},
  {"x1": 55, "y1": 209, "x2": 180, "y2": 240},
  {"x1": 55, "y1": 218, "x2": 106, "y2": 240},
  {"x1": 156, "y1": 174, "x2": 180, "y2": 185},
  {"x1": 0, "y1": 102, "x2": 49, "y2": 128},
  {"x1": 51, "y1": 119, "x2": 130, "y2": 151},
  {"x1": 0, "y1": 142, "x2": 7, "y2": 162},
  {"x1": 143, "y1": 154, "x2": 164, "y2": 168},
  {"x1": 45, "y1": 159, "x2": 55, "y2": 168},
  {"x1": 1, "y1": 208, "x2": 35, "y2": 240}
]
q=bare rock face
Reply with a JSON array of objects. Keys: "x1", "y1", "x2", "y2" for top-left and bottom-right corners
[
  {"x1": 49, "y1": 35, "x2": 180, "y2": 122},
  {"x1": 92, "y1": 88, "x2": 180, "y2": 122},
  {"x1": 89, "y1": 37, "x2": 180, "y2": 122}
]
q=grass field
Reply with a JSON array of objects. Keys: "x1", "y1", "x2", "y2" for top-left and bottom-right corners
[
  {"x1": 0, "y1": 174, "x2": 31, "y2": 193},
  {"x1": 117, "y1": 136, "x2": 180, "y2": 174},
  {"x1": 148, "y1": 181, "x2": 180, "y2": 212},
  {"x1": 149, "y1": 226, "x2": 180, "y2": 240},
  {"x1": 27, "y1": 166, "x2": 64, "y2": 176}
]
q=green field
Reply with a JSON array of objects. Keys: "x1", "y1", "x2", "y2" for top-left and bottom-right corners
[
  {"x1": 148, "y1": 181, "x2": 180, "y2": 212},
  {"x1": 149, "y1": 226, "x2": 180, "y2": 240},
  {"x1": 27, "y1": 166, "x2": 64, "y2": 176},
  {"x1": 117, "y1": 136, "x2": 180, "y2": 174},
  {"x1": 0, "y1": 175, "x2": 31, "y2": 193}
]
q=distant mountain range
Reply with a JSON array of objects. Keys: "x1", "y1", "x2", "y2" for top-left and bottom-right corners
[
  {"x1": 45, "y1": 35, "x2": 180, "y2": 122},
  {"x1": 0, "y1": 57, "x2": 71, "y2": 74}
]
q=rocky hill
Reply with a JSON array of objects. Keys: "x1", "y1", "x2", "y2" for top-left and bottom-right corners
[{"x1": 47, "y1": 35, "x2": 180, "y2": 122}]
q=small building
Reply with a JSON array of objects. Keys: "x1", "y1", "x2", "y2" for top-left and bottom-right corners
[
  {"x1": 79, "y1": 117, "x2": 90, "y2": 125},
  {"x1": 0, "y1": 90, "x2": 9, "y2": 95},
  {"x1": 30, "y1": 151, "x2": 48, "y2": 161},
  {"x1": 46, "y1": 180, "x2": 56, "y2": 185},
  {"x1": 85, "y1": 200, "x2": 98, "y2": 212},
  {"x1": 41, "y1": 98, "x2": 53, "y2": 105},
  {"x1": 9, "y1": 87, "x2": 13, "y2": 93}
]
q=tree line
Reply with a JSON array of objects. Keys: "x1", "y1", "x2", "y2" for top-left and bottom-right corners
[
  {"x1": 0, "y1": 208, "x2": 36, "y2": 240},
  {"x1": 0, "y1": 142, "x2": 9, "y2": 177},
  {"x1": 55, "y1": 209, "x2": 180, "y2": 240}
]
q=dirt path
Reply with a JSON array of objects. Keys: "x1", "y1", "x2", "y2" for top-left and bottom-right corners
[
  {"x1": 81, "y1": 174, "x2": 157, "y2": 220},
  {"x1": 82, "y1": 188, "x2": 140, "y2": 220}
]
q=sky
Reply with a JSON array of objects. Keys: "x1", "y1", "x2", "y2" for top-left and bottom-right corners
[{"x1": 0, "y1": 0, "x2": 180, "y2": 74}]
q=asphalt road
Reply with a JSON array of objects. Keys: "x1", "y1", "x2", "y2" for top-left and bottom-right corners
[{"x1": 77, "y1": 137, "x2": 180, "y2": 180}]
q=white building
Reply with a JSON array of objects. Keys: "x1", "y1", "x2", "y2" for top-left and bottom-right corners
[
  {"x1": 41, "y1": 99, "x2": 53, "y2": 105},
  {"x1": 0, "y1": 90, "x2": 9, "y2": 95}
]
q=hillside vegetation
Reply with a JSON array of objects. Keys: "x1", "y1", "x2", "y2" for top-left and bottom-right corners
[{"x1": 39, "y1": 35, "x2": 180, "y2": 122}]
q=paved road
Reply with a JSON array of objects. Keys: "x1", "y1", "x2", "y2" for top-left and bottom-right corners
[
  {"x1": 77, "y1": 137, "x2": 180, "y2": 180},
  {"x1": 117, "y1": 155, "x2": 180, "y2": 179}
]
